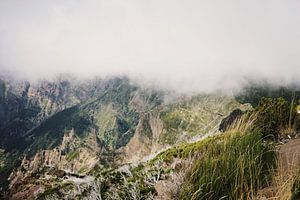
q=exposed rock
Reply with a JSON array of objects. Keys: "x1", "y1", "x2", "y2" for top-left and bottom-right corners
[
  {"x1": 8, "y1": 130, "x2": 100, "y2": 196},
  {"x1": 219, "y1": 108, "x2": 243, "y2": 132}
]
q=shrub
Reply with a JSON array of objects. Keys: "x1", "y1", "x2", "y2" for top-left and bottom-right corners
[{"x1": 253, "y1": 97, "x2": 298, "y2": 139}]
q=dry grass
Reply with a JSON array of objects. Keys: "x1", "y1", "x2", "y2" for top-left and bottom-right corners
[{"x1": 227, "y1": 111, "x2": 258, "y2": 133}]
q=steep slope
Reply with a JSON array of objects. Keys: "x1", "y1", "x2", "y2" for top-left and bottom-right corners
[
  {"x1": 0, "y1": 76, "x2": 145, "y2": 194},
  {"x1": 0, "y1": 76, "x2": 136, "y2": 152},
  {"x1": 120, "y1": 94, "x2": 249, "y2": 164},
  {"x1": 0, "y1": 76, "x2": 164, "y2": 198},
  {"x1": 0, "y1": 76, "x2": 250, "y2": 199}
]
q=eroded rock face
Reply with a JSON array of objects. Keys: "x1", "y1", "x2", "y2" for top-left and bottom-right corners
[
  {"x1": 7, "y1": 130, "x2": 100, "y2": 198},
  {"x1": 120, "y1": 111, "x2": 164, "y2": 164},
  {"x1": 0, "y1": 76, "x2": 138, "y2": 196}
]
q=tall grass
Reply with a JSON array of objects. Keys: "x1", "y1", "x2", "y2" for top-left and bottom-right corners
[
  {"x1": 154, "y1": 97, "x2": 298, "y2": 199},
  {"x1": 226, "y1": 111, "x2": 257, "y2": 133},
  {"x1": 179, "y1": 128, "x2": 277, "y2": 200}
]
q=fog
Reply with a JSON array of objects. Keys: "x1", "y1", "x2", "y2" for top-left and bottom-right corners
[{"x1": 0, "y1": 0, "x2": 300, "y2": 92}]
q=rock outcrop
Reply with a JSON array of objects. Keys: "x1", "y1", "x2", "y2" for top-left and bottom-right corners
[{"x1": 219, "y1": 108, "x2": 244, "y2": 132}]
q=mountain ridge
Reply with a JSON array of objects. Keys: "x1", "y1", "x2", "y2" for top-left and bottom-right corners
[{"x1": 2, "y1": 75, "x2": 293, "y2": 199}]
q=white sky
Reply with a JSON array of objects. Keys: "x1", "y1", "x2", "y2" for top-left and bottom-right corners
[{"x1": 1, "y1": 0, "x2": 300, "y2": 92}]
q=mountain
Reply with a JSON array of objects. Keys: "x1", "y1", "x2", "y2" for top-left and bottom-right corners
[
  {"x1": 4, "y1": 76, "x2": 300, "y2": 200},
  {"x1": 0, "y1": 75, "x2": 248, "y2": 199}
]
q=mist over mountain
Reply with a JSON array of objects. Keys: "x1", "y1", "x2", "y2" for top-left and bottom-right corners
[
  {"x1": 1, "y1": 0, "x2": 300, "y2": 92},
  {"x1": 2, "y1": 1, "x2": 300, "y2": 200}
]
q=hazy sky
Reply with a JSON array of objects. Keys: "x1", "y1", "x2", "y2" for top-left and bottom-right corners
[{"x1": 0, "y1": 0, "x2": 300, "y2": 92}]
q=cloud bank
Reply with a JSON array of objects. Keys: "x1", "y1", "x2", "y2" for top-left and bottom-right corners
[{"x1": 0, "y1": 0, "x2": 300, "y2": 92}]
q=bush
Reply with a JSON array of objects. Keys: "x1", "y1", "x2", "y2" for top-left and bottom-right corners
[
  {"x1": 235, "y1": 85, "x2": 300, "y2": 107},
  {"x1": 253, "y1": 97, "x2": 298, "y2": 139}
]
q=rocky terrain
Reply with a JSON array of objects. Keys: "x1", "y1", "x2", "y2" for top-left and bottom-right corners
[
  {"x1": 2, "y1": 75, "x2": 300, "y2": 200},
  {"x1": 0, "y1": 75, "x2": 248, "y2": 199}
]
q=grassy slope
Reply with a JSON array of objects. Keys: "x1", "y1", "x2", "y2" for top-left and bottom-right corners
[
  {"x1": 159, "y1": 94, "x2": 243, "y2": 145},
  {"x1": 24, "y1": 80, "x2": 143, "y2": 155},
  {"x1": 9, "y1": 85, "x2": 300, "y2": 199},
  {"x1": 149, "y1": 97, "x2": 299, "y2": 200},
  {"x1": 179, "y1": 129, "x2": 276, "y2": 200}
]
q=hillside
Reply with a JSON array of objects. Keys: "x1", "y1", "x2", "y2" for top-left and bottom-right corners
[
  {"x1": 1, "y1": 76, "x2": 300, "y2": 199},
  {"x1": 0, "y1": 76, "x2": 246, "y2": 199}
]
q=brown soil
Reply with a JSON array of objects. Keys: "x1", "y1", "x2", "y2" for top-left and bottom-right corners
[{"x1": 257, "y1": 138, "x2": 300, "y2": 200}]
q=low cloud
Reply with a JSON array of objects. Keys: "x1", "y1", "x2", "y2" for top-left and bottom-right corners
[{"x1": 1, "y1": 0, "x2": 300, "y2": 92}]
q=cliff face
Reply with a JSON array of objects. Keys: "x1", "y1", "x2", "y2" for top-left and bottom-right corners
[
  {"x1": 8, "y1": 130, "x2": 99, "y2": 195},
  {"x1": 0, "y1": 80, "x2": 78, "y2": 152},
  {"x1": 0, "y1": 76, "x2": 250, "y2": 199}
]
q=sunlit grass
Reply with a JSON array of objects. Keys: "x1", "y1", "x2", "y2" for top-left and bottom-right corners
[{"x1": 179, "y1": 129, "x2": 277, "y2": 200}]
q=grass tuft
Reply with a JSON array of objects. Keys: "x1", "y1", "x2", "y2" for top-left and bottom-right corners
[{"x1": 179, "y1": 129, "x2": 277, "y2": 200}]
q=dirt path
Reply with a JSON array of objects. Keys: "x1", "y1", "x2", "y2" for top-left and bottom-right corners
[{"x1": 257, "y1": 138, "x2": 300, "y2": 199}]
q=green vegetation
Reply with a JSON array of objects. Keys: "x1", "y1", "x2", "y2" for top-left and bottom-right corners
[
  {"x1": 6, "y1": 78, "x2": 300, "y2": 199},
  {"x1": 179, "y1": 129, "x2": 277, "y2": 200},
  {"x1": 166, "y1": 97, "x2": 299, "y2": 200},
  {"x1": 66, "y1": 150, "x2": 79, "y2": 162},
  {"x1": 88, "y1": 163, "x2": 165, "y2": 200},
  {"x1": 36, "y1": 186, "x2": 61, "y2": 200},
  {"x1": 160, "y1": 95, "x2": 242, "y2": 145},
  {"x1": 151, "y1": 137, "x2": 216, "y2": 164},
  {"x1": 244, "y1": 97, "x2": 300, "y2": 139},
  {"x1": 0, "y1": 149, "x2": 5, "y2": 168},
  {"x1": 0, "y1": 152, "x2": 21, "y2": 195},
  {"x1": 138, "y1": 97, "x2": 292, "y2": 200},
  {"x1": 25, "y1": 105, "x2": 93, "y2": 155},
  {"x1": 160, "y1": 105, "x2": 190, "y2": 144},
  {"x1": 36, "y1": 182, "x2": 74, "y2": 200},
  {"x1": 148, "y1": 100, "x2": 283, "y2": 199},
  {"x1": 236, "y1": 84, "x2": 300, "y2": 107},
  {"x1": 141, "y1": 116, "x2": 153, "y2": 139},
  {"x1": 22, "y1": 77, "x2": 149, "y2": 156}
]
